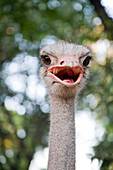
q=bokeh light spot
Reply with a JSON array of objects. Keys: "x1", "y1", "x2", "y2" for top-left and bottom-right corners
[
  {"x1": 0, "y1": 156, "x2": 6, "y2": 164},
  {"x1": 5, "y1": 149, "x2": 14, "y2": 158},
  {"x1": 4, "y1": 139, "x2": 13, "y2": 148},
  {"x1": 6, "y1": 27, "x2": 14, "y2": 35},
  {"x1": 17, "y1": 129, "x2": 26, "y2": 139},
  {"x1": 73, "y1": 2, "x2": 82, "y2": 11}
]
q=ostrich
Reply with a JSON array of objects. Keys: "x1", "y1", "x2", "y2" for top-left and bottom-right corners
[{"x1": 40, "y1": 41, "x2": 92, "y2": 170}]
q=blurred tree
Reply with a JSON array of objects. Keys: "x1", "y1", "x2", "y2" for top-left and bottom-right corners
[
  {"x1": 90, "y1": 0, "x2": 113, "y2": 39},
  {"x1": 0, "y1": 0, "x2": 113, "y2": 169}
]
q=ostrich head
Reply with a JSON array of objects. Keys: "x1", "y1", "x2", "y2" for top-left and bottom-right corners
[{"x1": 40, "y1": 41, "x2": 91, "y2": 98}]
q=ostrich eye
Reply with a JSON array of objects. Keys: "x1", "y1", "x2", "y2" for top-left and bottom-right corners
[
  {"x1": 83, "y1": 56, "x2": 91, "y2": 67},
  {"x1": 41, "y1": 55, "x2": 51, "y2": 65}
]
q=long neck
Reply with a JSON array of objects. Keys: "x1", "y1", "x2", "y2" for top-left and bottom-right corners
[{"x1": 48, "y1": 95, "x2": 75, "y2": 170}]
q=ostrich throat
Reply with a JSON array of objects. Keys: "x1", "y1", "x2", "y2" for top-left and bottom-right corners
[{"x1": 48, "y1": 95, "x2": 75, "y2": 170}]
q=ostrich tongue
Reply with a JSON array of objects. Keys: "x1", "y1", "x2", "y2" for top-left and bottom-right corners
[{"x1": 63, "y1": 79, "x2": 74, "y2": 83}]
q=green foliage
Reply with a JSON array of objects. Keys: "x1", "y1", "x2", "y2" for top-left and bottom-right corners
[
  {"x1": 89, "y1": 58, "x2": 113, "y2": 169},
  {"x1": 0, "y1": 0, "x2": 113, "y2": 169}
]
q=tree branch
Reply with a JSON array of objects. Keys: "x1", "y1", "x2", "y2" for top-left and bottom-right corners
[{"x1": 89, "y1": 0, "x2": 113, "y2": 39}]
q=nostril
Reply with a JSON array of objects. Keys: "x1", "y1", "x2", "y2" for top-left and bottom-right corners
[{"x1": 60, "y1": 61, "x2": 64, "y2": 65}]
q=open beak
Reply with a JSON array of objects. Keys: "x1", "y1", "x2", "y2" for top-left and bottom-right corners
[{"x1": 47, "y1": 65, "x2": 84, "y2": 87}]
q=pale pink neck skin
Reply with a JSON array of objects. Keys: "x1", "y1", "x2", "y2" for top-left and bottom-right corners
[{"x1": 48, "y1": 96, "x2": 75, "y2": 170}]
